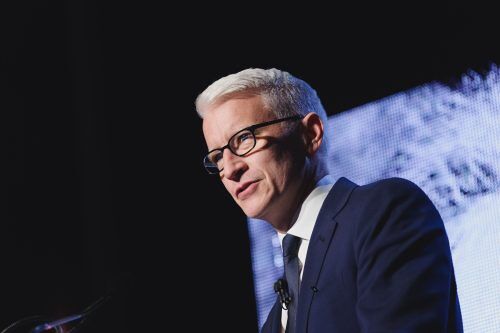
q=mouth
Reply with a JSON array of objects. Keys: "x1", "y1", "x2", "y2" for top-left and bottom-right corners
[{"x1": 236, "y1": 180, "x2": 260, "y2": 199}]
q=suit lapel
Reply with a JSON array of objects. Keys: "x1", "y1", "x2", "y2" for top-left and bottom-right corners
[{"x1": 295, "y1": 177, "x2": 357, "y2": 332}]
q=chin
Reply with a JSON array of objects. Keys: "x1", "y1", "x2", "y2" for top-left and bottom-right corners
[
  {"x1": 242, "y1": 207, "x2": 263, "y2": 219},
  {"x1": 238, "y1": 192, "x2": 272, "y2": 220},
  {"x1": 240, "y1": 201, "x2": 266, "y2": 220}
]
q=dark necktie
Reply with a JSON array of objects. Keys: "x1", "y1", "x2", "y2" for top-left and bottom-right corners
[{"x1": 283, "y1": 234, "x2": 301, "y2": 333}]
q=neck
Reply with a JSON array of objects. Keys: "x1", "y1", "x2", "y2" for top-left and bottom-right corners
[{"x1": 271, "y1": 167, "x2": 330, "y2": 233}]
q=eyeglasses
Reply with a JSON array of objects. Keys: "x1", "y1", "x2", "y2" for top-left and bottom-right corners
[{"x1": 203, "y1": 115, "x2": 303, "y2": 174}]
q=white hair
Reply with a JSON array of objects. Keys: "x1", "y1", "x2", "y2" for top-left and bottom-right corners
[
  {"x1": 195, "y1": 68, "x2": 328, "y2": 126},
  {"x1": 196, "y1": 68, "x2": 331, "y2": 174}
]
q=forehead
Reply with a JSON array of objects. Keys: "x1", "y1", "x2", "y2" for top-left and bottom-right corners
[{"x1": 202, "y1": 95, "x2": 271, "y2": 148}]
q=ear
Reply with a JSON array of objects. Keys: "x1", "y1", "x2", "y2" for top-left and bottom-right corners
[{"x1": 301, "y1": 112, "x2": 324, "y2": 156}]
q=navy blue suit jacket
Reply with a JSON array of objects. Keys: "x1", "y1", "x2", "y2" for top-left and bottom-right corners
[{"x1": 261, "y1": 177, "x2": 462, "y2": 333}]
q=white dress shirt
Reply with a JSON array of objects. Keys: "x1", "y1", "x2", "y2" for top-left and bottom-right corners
[{"x1": 277, "y1": 176, "x2": 334, "y2": 332}]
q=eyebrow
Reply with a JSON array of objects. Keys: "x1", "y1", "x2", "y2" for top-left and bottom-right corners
[{"x1": 208, "y1": 122, "x2": 252, "y2": 152}]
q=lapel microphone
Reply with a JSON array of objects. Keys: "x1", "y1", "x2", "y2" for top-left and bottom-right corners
[{"x1": 274, "y1": 278, "x2": 292, "y2": 310}]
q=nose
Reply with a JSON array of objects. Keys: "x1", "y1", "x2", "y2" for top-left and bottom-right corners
[{"x1": 222, "y1": 148, "x2": 247, "y2": 181}]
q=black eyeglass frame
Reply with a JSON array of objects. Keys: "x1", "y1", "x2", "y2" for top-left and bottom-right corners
[{"x1": 203, "y1": 115, "x2": 304, "y2": 174}]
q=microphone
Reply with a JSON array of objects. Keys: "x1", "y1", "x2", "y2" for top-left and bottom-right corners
[
  {"x1": 30, "y1": 294, "x2": 112, "y2": 333},
  {"x1": 0, "y1": 295, "x2": 110, "y2": 333},
  {"x1": 30, "y1": 273, "x2": 134, "y2": 333},
  {"x1": 1, "y1": 274, "x2": 134, "y2": 333},
  {"x1": 274, "y1": 278, "x2": 292, "y2": 310}
]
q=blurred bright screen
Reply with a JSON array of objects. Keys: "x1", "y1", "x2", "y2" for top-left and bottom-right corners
[{"x1": 248, "y1": 66, "x2": 500, "y2": 333}]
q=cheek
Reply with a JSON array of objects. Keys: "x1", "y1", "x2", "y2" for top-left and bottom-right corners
[
  {"x1": 221, "y1": 179, "x2": 236, "y2": 196},
  {"x1": 260, "y1": 154, "x2": 294, "y2": 190}
]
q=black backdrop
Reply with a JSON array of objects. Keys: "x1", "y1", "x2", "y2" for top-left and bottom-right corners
[{"x1": 2, "y1": 1, "x2": 498, "y2": 332}]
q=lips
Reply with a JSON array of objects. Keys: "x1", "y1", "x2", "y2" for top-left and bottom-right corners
[{"x1": 236, "y1": 180, "x2": 260, "y2": 199}]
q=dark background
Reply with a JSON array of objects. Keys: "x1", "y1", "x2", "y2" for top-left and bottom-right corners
[{"x1": 1, "y1": 1, "x2": 498, "y2": 332}]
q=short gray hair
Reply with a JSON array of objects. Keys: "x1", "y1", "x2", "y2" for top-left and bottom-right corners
[{"x1": 195, "y1": 68, "x2": 328, "y2": 126}]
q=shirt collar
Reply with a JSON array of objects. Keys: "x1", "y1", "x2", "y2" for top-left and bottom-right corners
[{"x1": 278, "y1": 175, "x2": 334, "y2": 242}]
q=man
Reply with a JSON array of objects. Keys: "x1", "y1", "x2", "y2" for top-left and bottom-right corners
[{"x1": 196, "y1": 68, "x2": 462, "y2": 332}]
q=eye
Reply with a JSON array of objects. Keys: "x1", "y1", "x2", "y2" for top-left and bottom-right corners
[
  {"x1": 230, "y1": 130, "x2": 255, "y2": 153},
  {"x1": 211, "y1": 151, "x2": 223, "y2": 163},
  {"x1": 237, "y1": 132, "x2": 252, "y2": 143}
]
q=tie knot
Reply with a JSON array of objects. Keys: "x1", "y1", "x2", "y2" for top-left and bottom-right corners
[{"x1": 283, "y1": 234, "x2": 301, "y2": 257}]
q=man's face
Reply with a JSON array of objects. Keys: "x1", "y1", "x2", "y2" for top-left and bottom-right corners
[{"x1": 202, "y1": 95, "x2": 305, "y2": 222}]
